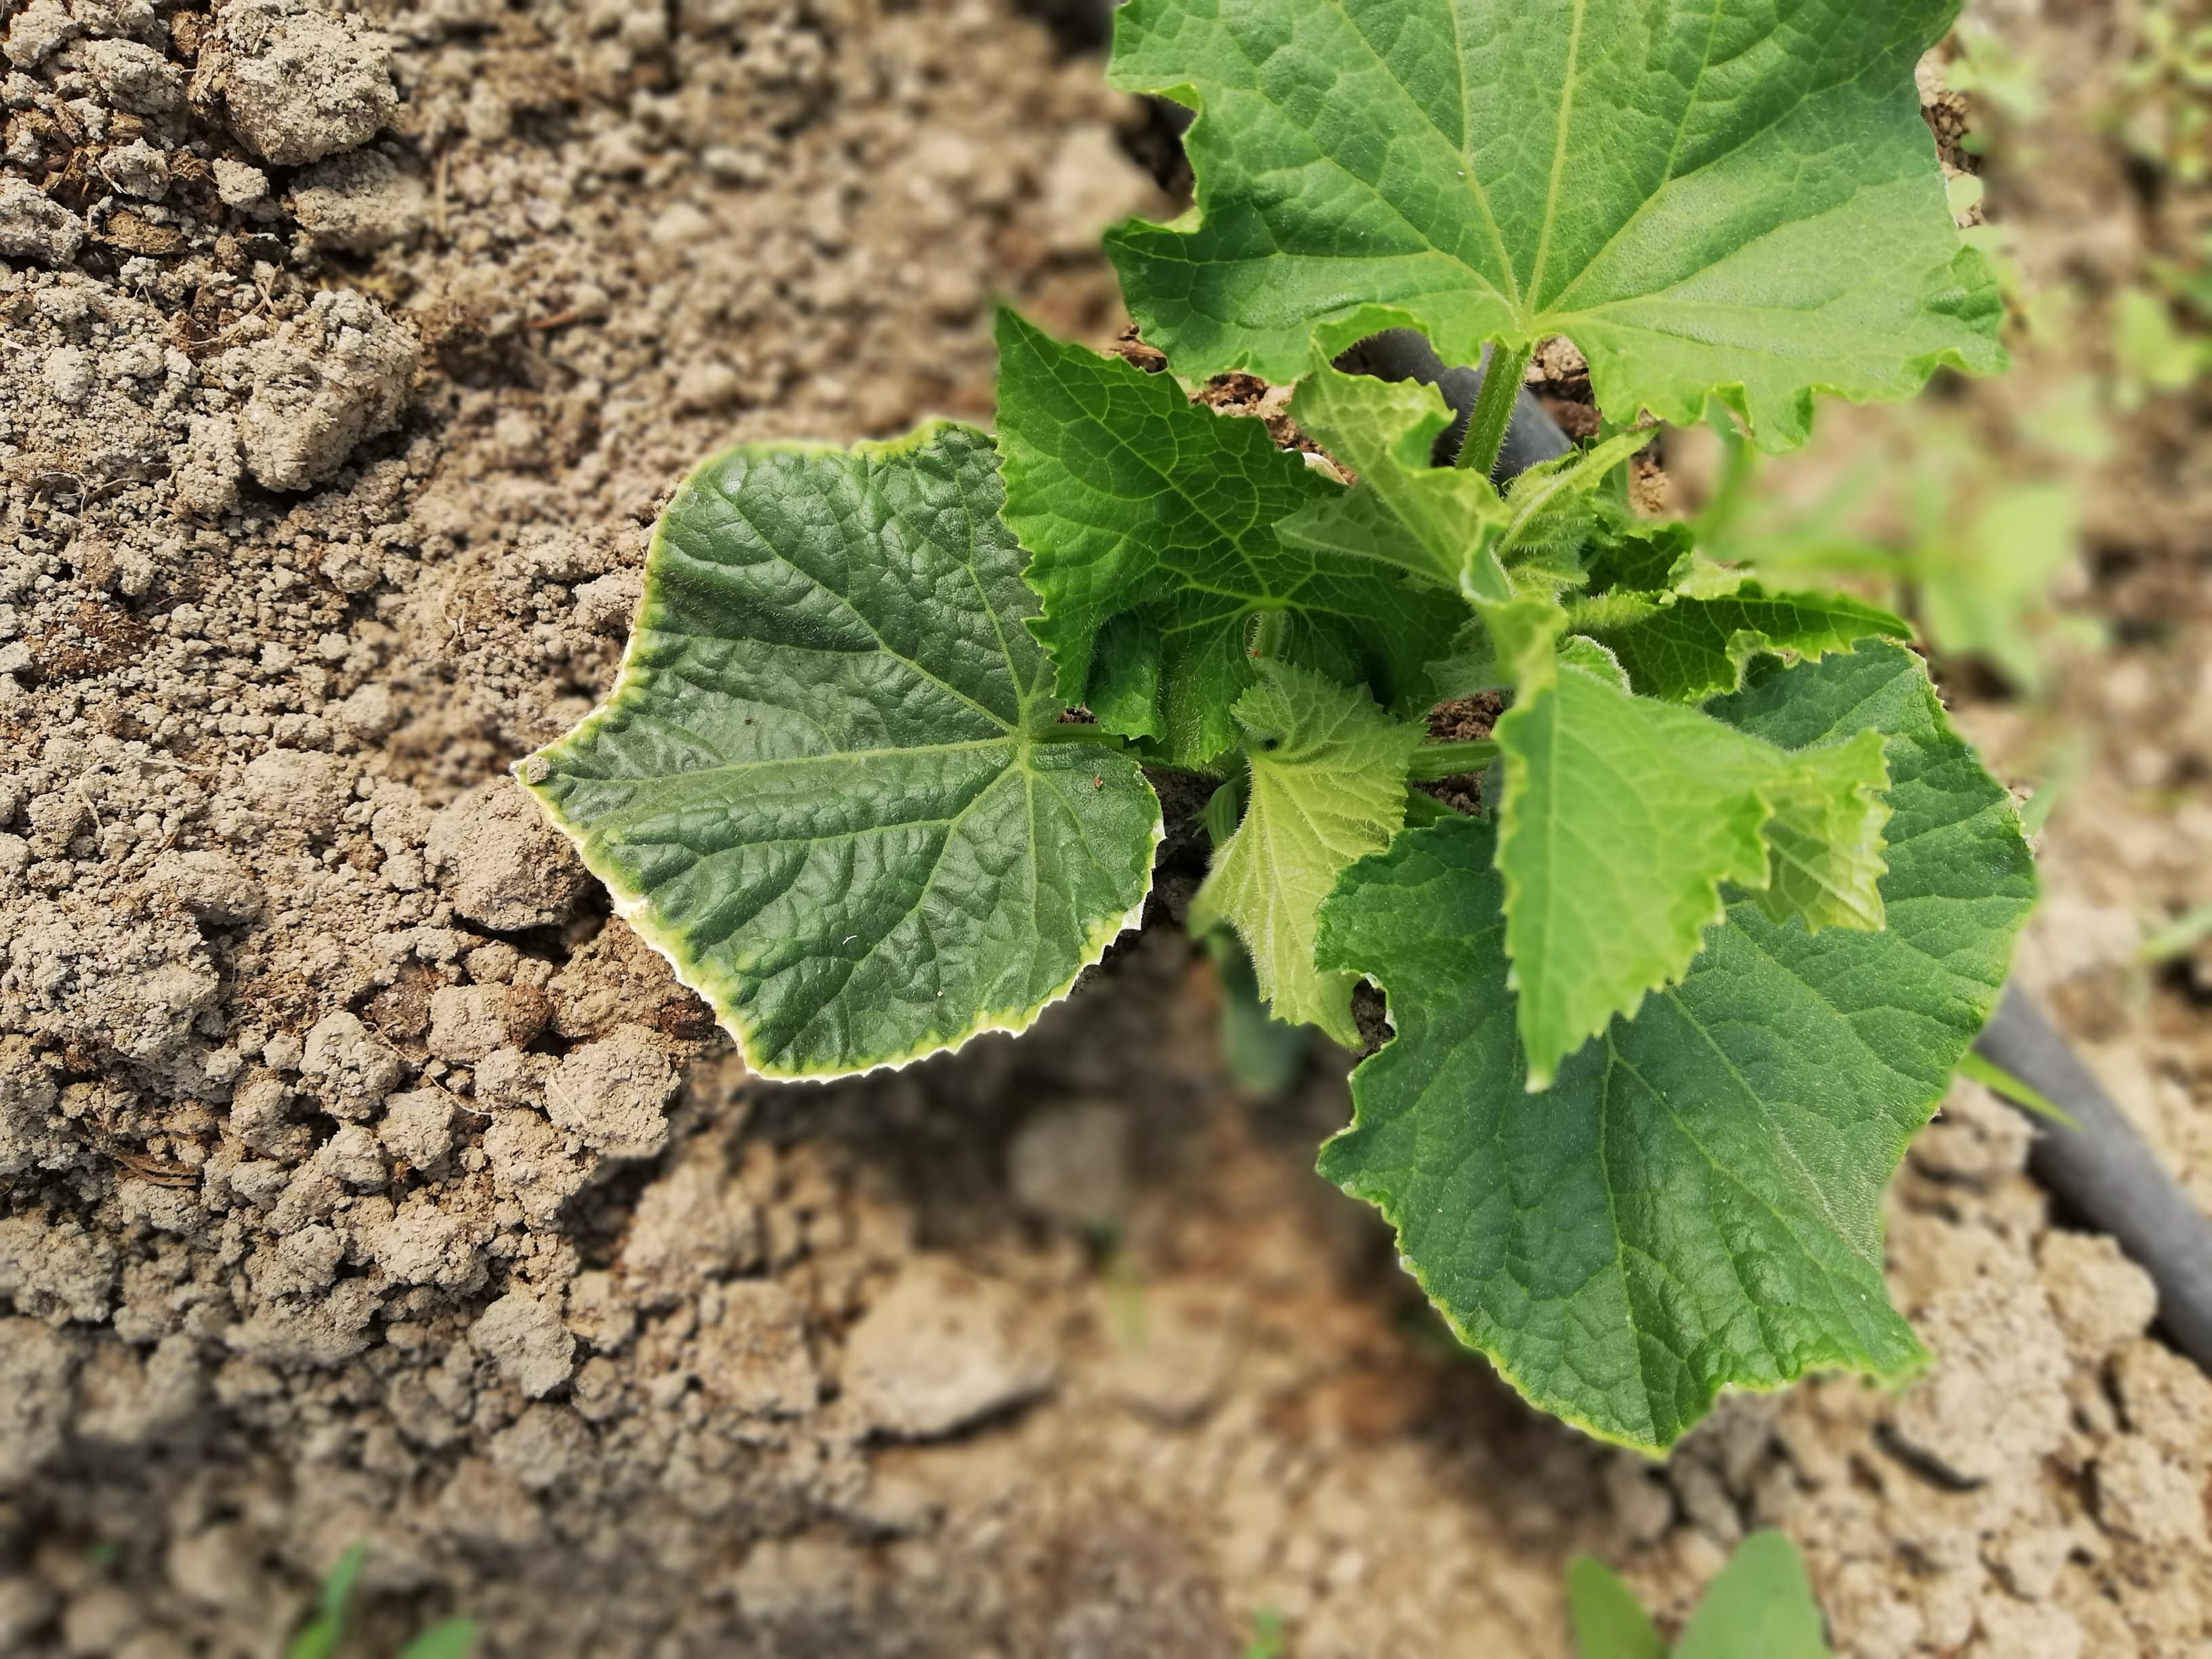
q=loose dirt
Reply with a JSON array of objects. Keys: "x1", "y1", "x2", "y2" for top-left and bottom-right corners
[{"x1": 1, "y1": 2, "x2": 2209, "y2": 1656}]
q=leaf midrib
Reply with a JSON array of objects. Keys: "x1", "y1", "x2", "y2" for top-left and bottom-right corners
[
  {"x1": 1524, "y1": 0, "x2": 1591, "y2": 304},
  {"x1": 1328, "y1": 0, "x2": 1520, "y2": 306},
  {"x1": 1192, "y1": 0, "x2": 1904, "y2": 333}
]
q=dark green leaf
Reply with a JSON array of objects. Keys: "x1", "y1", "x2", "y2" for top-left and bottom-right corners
[
  {"x1": 1106, "y1": 0, "x2": 2004, "y2": 449},
  {"x1": 994, "y1": 310, "x2": 1465, "y2": 767},
  {"x1": 525, "y1": 423, "x2": 1161, "y2": 1079},
  {"x1": 1315, "y1": 642, "x2": 2036, "y2": 1450}
]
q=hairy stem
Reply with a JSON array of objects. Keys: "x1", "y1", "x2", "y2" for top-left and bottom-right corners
[
  {"x1": 1454, "y1": 341, "x2": 1536, "y2": 478},
  {"x1": 1402, "y1": 788, "x2": 1450, "y2": 826},
  {"x1": 1407, "y1": 739, "x2": 1500, "y2": 781},
  {"x1": 1203, "y1": 779, "x2": 1243, "y2": 846},
  {"x1": 1248, "y1": 608, "x2": 1291, "y2": 661}
]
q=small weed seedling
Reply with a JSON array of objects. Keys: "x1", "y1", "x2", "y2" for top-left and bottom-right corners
[
  {"x1": 526, "y1": 0, "x2": 2036, "y2": 1452},
  {"x1": 289, "y1": 1546, "x2": 478, "y2": 1659},
  {"x1": 1570, "y1": 1532, "x2": 1834, "y2": 1659}
]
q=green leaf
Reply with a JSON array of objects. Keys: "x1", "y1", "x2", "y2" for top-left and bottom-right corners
[
  {"x1": 1581, "y1": 516, "x2": 1696, "y2": 597},
  {"x1": 1571, "y1": 582, "x2": 1912, "y2": 702},
  {"x1": 1315, "y1": 642, "x2": 2036, "y2": 1450},
  {"x1": 1191, "y1": 662, "x2": 1420, "y2": 1045},
  {"x1": 1569, "y1": 1533, "x2": 1834, "y2": 1659},
  {"x1": 1106, "y1": 0, "x2": 2004, "y2": 449},
  {"x1": 1917, "y1": 482, "x2": 2078, "y2": 695},
  {"x1": 1281, "y1": 361, "x2": 1653, "y2": 710},
  {"x1": 397, "y1": 1621, "x2": 481, "y2": 1659},
  {"x1": 1495, "y1": 442, "x2": 1660, "y2": 592},
  {"x1": 1566, "y1": 1557, "x2": 1667, "y2": 1659},
  {"x1": 1210, "y1": 933, "x2": 1312, "y2": 1097},
  {"x1": 1677, "y1": 1532, "x2": 1835, "y2": 1659},
  {"x1": 287, "y1": 1545, "x2": 367, "y2": 1659},
  {"x1": 523, "y1": 423, "x2": 1162, "y2": 1080},
  {"x1": 1279, "y1": 359, "x2": 1513, "y2": 591},
  {"x1": 1283, "y1": 358, "x2": 1652, "y2": 605},
  {"x1": 994, "y1": 311, "x2": 1463, "y2": 767},
  {"x1": 1749, "y1": 728, "x2": 1890, "y2": 934},
  {"x1": 1955, "y1": 1050, "x2": 2076, "y2": 1131},
  {"x1": 1493, "y1": 658, "x2": 1891, "y2": 1089}
]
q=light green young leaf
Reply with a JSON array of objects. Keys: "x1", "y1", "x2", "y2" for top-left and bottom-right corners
[
  {"x1": 1494, "y1": 657, "x2": 1890, "y2": 1088},
  {"x1": 287, "y1": 1546, "x2": 367, "y2": 1659},
  {"x1": 1571, "y1": 1533, "x2": 1834, "y2": 1659},
  {"x1": 1282, "y1": 358, "x2": 1650, "y2": 603},
  {"x1": 1192, "y1": 662, "x2": 1420, "y2": 1046},
  {"x1": 1566, "y1": 1557, "x2": 1666, "y2": 1659},
  {"x1": 1279, "y1": 360, "x2": 1514, "y2": 592},
  {"x1": 1556, "y1": 634, "x2": 1631, "y2": 690},
  {"x1": 1282, "y1": 361, "x2": 1661, "y2": 707},
  {"x1": 397, "y1": 1621, "x2": 481, "y2": 1659},
  {"x1": 1676, "y1": 1532, "x2": 1835, "y2": 1659},
  {"x1": 1751, "y1": 729, "x2": 1891, "y2": 933},
  {"x1": 1570, "y1": 581, "x2": 1912, "y2": 701},
  {"x1": 1492, "y1": 428, "x2": 1662, "y2": 570},
  {"x1": 1315, "y1": 642, "x2": 2036, "y2": 1450},
  {"x1": 523, "y1": 423, "x2": 1162, "y2": 1080},
  {"x1": 994, "y1": 310, "x2": 1462, "y2": 767},
  {"x1": 1106, "y1": 0, "x2": 2003, "y2": 449}
]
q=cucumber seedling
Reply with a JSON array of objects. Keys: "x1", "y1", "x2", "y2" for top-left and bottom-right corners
[
  {"x1": 525, "y1": 0, "x2": 2034, "y2": 1453},
  {"x1": 1570, "y1": 1531, "x2": 1835, "y2": 1658}
]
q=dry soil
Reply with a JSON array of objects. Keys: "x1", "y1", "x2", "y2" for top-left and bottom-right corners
[{"x1": 1, "y1": 2, "x2": 2209, "y2": 1656}]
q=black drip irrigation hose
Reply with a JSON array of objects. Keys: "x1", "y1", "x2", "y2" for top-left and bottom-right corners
[
  {"x1": 1332, "y1": 329, "x2": 1572, "y2": 477},
  {"x1": 1973, "y1": 989, "x2": 2212, "y2": 1368}
]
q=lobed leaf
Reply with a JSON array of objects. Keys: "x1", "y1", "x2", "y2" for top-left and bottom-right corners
[
  {"x1": 1675, "y1": 1532, "x2": 1836, "y2": 1659},
  {"x1": 1315, "y1": 642, "x2": 2035, "y2": 1450},
  {"x1": 1571, "y1": 580, "x2": 1912, "y2": 701},
  {"x1": 994, "y1": 310, "x2": 1463, "y2": 768},
  {"x1": 1279, "y1": 359, "x2": 1514, "y2": 592},
  {"x1": 523, "y1": 423, "x2": 1162, "y2": 1080},
  {"x1": 1566, "y1": 1557, "x2": 1667, "y2": 1659},
  {"x1": 1107, "y1": 0, "x2": 2005, "y2": 449},
  {"x1": 1191, "y1": 661, "x2": 1422, "y2": 1044},
  {"x1": 1492, "y1": 655, "x2": 1891, "y2": 1088}
]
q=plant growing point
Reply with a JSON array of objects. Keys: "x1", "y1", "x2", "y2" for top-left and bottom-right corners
[{"x1": 528, "y1": 0, "x2": 2036, "y2": 1452}]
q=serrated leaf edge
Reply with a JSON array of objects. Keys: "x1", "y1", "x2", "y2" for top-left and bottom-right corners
[
  {"x1": 1319, "y1": 646, "x2": 2036, "y2": 1451},
  {"x1": 1104, "y1": 4, "x2": 2008, "y2": 447},
  {"x1": 517, "y1": 422, "x2": 1165, "y2": 1084},
  {"x1": 1314, "y1": 834, "x2": 1940, "y2": 1457},
  {"x1": 1492, "y1": 663, "x2": 1769, "y2": 1091}
]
